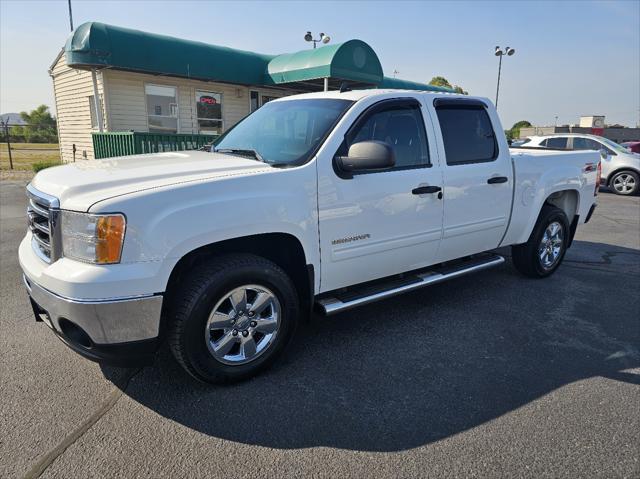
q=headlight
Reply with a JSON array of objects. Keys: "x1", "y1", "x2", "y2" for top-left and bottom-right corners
[{"x1": 61, "y1": 211, "x2": 126, "y2": 264}]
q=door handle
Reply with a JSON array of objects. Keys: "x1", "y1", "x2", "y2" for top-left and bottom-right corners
[
  {"x1": 412, "y1": 185, "x2": 442, "y2": 195},
  {"x1": 487, "y1": 176, "x2": 508, "y2": 184}
]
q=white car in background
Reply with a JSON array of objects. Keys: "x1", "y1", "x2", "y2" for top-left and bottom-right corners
[{"x1": 521, "y1": 134, "x2": 640, "y2": 195}]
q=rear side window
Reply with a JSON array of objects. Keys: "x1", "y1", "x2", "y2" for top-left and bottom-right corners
[
  {"x1": 542, "y1": 137, "x2": 568, "y2": 149},
  {"x1": 572, "y1": 137, "x2": 601, "y2": 151},
  {"x1": 436, "y1": 106, "x2": 497, "y2": 165}
]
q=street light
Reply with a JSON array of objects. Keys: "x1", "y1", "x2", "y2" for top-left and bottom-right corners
[
  {"x1": 305, "y1": 31, "x2": 331, "y2": 49},
  {"x1": 494, "y1": 46, "x2": 515, "y2": 109}
]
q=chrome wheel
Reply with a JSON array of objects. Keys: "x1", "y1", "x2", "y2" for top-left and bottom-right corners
[
  {"x1": 538, "y1": 221, "x2": 564, "y2": 270},
  {"x1": 205, "y1": 285, "x2": 280, "y2": 365},
  {"x1": 613, "y1": 173, "x2": 636, "y2": 194}
]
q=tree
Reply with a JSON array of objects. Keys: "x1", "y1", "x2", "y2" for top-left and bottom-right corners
[
  {"x1": 428, "y1": 76, "x2": 468, "y2": 95},
  {"x1": 507, "y1": 120, "x2": 532, "y2": 141},
  {"x1": 10, "y1": 105, "x2": 58, "y2": 143}
]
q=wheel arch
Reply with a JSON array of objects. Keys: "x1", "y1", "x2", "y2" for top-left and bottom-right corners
[
  {"x1": 543, "y1": 189, "x2": 579, "y2": 221},
  {"x1": 160, "y1": 233, "x2": 314, "y2": 337},
  {"x1": 507, "y1": 187, "x2": 581, "y2": 247},
  {"x1": 606, "y1": 167, "x2": 640, "y2": 186}
]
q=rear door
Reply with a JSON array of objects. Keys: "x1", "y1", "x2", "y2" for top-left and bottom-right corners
[{"x1": 429, "y1": 98, "x2": 513, "y2": 262}]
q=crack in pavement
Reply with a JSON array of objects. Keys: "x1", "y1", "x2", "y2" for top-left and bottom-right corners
[
  {"x1": 22, "y1": 368, "x2": 142, "y2": 479},
  {"x1": 563, "y1": 250, "x2": 640, "y2": 266}
]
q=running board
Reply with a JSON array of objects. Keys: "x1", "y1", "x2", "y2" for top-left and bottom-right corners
[{"x1": 316, "y1": 253, "x2": 505, "y2": 315}]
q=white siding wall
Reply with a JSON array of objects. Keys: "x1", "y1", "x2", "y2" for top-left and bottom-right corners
[
  {"x1": 103, "y1": 70, "x2": 295, "y2": 134},
  {"x1": 52, "y1": 61, "x2": 300, "y2": 163},
  {"x1": 51, "y1": 52, "x2": 106, "y2": 162}
]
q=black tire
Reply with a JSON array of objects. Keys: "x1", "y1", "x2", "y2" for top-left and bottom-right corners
[
  {"x1": 511, "y1": 205, "x2": 570, "y2": 278},
  {"x1": 609, "y1": 170, "x2": 639, "y2": 196},
  {"x1": 167, "y1": 254, "x2": 300, "y2": 384}
]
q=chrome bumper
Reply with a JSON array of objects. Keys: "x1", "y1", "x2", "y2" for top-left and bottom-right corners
[{"x1": 23, "y1": 274, "x2": 163, "y2": 344}]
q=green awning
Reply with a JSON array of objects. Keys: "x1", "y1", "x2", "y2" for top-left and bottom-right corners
[
  {"x1": 265, "y1": 40, "x2": 383, "y2": 86},
  {"x1": 64, "y1": 22, "x2": 451, "y2": 93},
  {"x1": 65, "y1": 22, "x2": 275, "y2": 85}
]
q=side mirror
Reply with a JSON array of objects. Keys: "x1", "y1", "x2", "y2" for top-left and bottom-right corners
[
  {"x1": 599, "y1": 149, "x2": 608, "y2": 160},
  {"x1": 335, "y1": 141, "x2": 395, "y2": 178}
]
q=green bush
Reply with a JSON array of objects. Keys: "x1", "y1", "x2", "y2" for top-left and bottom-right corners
[{"x1": 32, "y1": 160, "x2": 62, "y2": 173}]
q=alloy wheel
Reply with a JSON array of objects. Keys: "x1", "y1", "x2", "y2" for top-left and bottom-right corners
[{"x1": 205, "y1": 285, "x2": 281, "y2": 365}]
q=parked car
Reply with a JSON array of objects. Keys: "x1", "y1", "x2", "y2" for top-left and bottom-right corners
[
  {"x1": 621, "y1": 141, "x2": 640, "y2": 154},
  {"x1": 522, "y1": 134, "x2": 640, "y2": 195},
  {"x1": 20, "y1": 90, "x2": 599, "y2": 384}
]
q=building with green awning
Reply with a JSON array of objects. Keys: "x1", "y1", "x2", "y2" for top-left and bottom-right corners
[{"x1": 51, "y1": 22, "x2": 450, "y2": 162}]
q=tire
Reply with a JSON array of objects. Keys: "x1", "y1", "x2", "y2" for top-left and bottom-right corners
[
  {"x1": 609, "y1": 170, "x2": 639, "y2": 196},
  {"x1": 511, "y1": 205, "x2": 570, "y2": 278},
  {"x1": 167, "y1": 254, "x2": 300, "y2": 384}
]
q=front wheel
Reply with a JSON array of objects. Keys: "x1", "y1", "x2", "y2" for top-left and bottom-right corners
[
  {"x1": 610, "y1": 170, "x2": 639, "y2": 196},
  {"x1": 511, "y1": 205, "x2": 570, "y2": 278},
  {"x1": 167, "y1": 254, "x2": 300, "y2": 384}
]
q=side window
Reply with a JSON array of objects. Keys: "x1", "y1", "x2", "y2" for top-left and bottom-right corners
[
  {"x1": 543, "y1": 137, "x2": 568, "y2": 149},
  {"x1": 342, "y1": 103, "x2": 430, "y2": 169},
  {"x1": 573, "y1": 137, "x2": 600, "y2": 151},
  {"x1": 435, "y1": 106, "x2": 497, "y2": 165}
]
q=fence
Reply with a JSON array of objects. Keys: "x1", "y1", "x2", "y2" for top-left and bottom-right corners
[{"x1": 92, "y1": 132, "x2": 218, "y2": 159}]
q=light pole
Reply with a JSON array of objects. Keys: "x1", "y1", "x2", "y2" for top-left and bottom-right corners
[
  {"x1": 304, "y1": 31, "x2": 331, "y2": 49},
  {"x1": 68, "y1": 0, "x2": 74, "y2": 31},
  {"x1": 494, "y1": 46, "x2": 515, "y2": 109}
]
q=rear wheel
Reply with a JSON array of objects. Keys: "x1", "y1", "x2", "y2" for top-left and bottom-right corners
[
  {"x1": 610, "y1": 170, "x2": 639, "y2": 196},
  {"x1": 168, "y1": 254, "x2": 299, "y2": 384},
  {"x1": 511, "y1": 205, "x2": 569, "y2": 278}
]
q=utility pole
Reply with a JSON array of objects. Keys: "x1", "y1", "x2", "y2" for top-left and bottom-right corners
[{"x1": 68, "y1": 0, "x2": 74, "y2": 31}]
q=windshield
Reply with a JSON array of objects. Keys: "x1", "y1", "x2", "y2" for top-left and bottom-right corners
[
  {"x1": 214, "y1": 98, "x2": 354, "y2": 165},
  {"x1": 599, "y1": 137, "x2": 630, "y2": 154}
]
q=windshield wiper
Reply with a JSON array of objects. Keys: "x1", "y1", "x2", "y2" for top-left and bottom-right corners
[{"x1": 215, "y1": 148, "x2": 265, "y2": 163}]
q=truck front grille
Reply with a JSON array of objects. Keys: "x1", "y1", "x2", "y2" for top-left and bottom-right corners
[{"x1": 26, "y1": 185, "x2": 60, "y2": 263}]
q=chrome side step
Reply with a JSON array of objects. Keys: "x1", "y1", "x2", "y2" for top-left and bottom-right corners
[{"x1": 316, "y1": 253, "x2": 505, "y2": 315}]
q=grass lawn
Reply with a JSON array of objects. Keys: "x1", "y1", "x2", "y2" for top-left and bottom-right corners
[{"x1": 0, "y1": 143, "x2": 61, "y2": 170}]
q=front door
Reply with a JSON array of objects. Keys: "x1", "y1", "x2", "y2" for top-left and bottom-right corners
[
  {"x1": 317, "y1": 97, "x2": 444, "y2": 292},
  {"x1": 429, "y1": 98, "x2": 513, "y2": 262}
]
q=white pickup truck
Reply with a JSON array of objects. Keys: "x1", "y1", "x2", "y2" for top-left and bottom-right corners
[{"x1": 20, "y1": 89, "x2": 600, "y2": 383}]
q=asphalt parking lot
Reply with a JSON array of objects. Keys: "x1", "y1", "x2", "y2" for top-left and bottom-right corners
[{"x1": 1, "y1": 180, "x2": 638, "y2": 478}]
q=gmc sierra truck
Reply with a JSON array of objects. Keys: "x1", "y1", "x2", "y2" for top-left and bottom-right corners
[{"x1": 20, "y1": 89, "x2": 600, "y2": 383}]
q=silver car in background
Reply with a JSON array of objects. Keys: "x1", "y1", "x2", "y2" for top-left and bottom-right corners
[{"x1": 521, "y1": 134, "x2": 640, "y2": 195}]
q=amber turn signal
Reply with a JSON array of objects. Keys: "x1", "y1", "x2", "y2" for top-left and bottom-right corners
[{"x1": 95, "y1": 215, "x2": 126, "y2": 264}]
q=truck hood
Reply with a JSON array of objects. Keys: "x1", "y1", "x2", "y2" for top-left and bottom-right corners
[{"x1": 31, "y1": 151, "x2": 271, "y2": 211}]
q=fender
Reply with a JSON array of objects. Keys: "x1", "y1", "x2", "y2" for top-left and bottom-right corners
[{"x1": 91, "y1": 163, "x2": 321, "y2": 293}]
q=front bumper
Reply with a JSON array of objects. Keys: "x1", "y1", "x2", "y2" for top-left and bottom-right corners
[{"x1": 23, "y1": 274, "x2": 163, "y2": 366}]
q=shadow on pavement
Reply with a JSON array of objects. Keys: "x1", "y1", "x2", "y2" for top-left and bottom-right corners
[{"x1": 102, "y1": 241, "x2": 640, "y2": 452}]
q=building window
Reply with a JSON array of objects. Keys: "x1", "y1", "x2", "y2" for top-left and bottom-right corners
[
  {"x1": 88, "y1": 95, "x2": 103, "y2": 129},
  {"x1": 250, "y1": 91, "x2": 260, "y2": 113},
  {"x1": 145, "y1": 84, "x2": 178, "y2": 134},
  {"x1": 196, "y1": 90, "x2": 223, "y2": 135},
  {"x1": 261, "y1": 95, "x2": 278, "y2": 106}
]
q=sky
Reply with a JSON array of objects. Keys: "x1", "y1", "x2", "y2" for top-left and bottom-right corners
[{"x1": 0, "y1": 0, "x2": 638, "y2": 129}]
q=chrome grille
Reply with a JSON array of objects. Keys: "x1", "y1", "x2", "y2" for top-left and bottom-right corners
[{"x1": 26, "y1": 184, "x2": 60, "y2": 263}]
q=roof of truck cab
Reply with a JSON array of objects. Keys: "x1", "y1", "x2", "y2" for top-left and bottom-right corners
[{"x1": 272, "y1": 89, "x2": 478, "y2": 103}]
